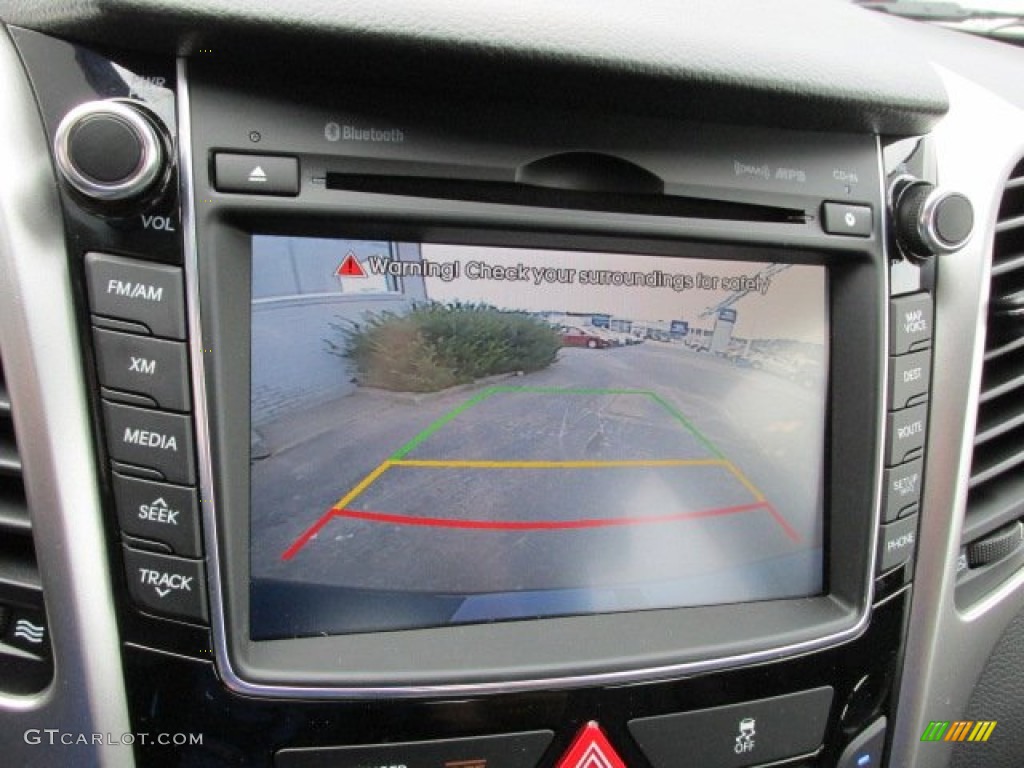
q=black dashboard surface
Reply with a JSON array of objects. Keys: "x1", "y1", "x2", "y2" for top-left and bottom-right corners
[{"x1": 0, "y1": 0, "x2": 949, "y2": 132}]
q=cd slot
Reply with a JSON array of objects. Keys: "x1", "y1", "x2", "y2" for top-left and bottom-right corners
[{"x1": 325, "y1": 172, "x2": 806, "y2": 224}]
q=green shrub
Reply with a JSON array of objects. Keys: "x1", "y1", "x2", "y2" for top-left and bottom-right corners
[{"x1": 328, "y1": 302, "x2": 561, "y2": 392}]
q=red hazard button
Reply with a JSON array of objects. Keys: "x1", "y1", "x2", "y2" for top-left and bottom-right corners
[{"x1": 556, "y1": 722, "x2": 627, "y2": 768}]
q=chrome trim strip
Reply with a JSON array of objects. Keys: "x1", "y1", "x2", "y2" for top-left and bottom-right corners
[
  {"x1": 888, "y1": 67, "x2": 1024, "y2": 768},
  {"x1": 54, "y1": 100, "x2": 163, "y2": 201},
  {"x1": 180, "y1": 60, "x2": 880, "y2": 697},
  {"x1": 0, "y1": 25, "x2": 133, "y2": 766}
]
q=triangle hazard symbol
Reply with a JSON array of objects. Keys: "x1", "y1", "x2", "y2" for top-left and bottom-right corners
[
  {"x1": 556, "y1": 722, "x2": 627, "y2": 768},
  {"x1": 335, "y1": 252, "x2": 366, "y2": 278}
]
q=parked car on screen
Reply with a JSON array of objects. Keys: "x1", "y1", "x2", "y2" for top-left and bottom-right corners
[{"x1": 560, "y1": 326, "x2": 612, "y2": 349}]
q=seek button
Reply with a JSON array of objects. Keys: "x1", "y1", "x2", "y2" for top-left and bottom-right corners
[{"x1": 114, "y1": 473, "x2": 202, "y2": 557}]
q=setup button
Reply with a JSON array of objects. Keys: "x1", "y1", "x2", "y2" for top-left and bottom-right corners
[{"x1": 629, "y1": 687, "x2": 834, "y2": 768}]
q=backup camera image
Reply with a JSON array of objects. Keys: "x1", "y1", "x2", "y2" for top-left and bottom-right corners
[{"x1": 249, "y1": 237, "x2": 827, "y2": 640}]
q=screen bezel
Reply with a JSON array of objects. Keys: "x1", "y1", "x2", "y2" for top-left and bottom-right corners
[{"x1": 194, "y1": 198, "x2": 884, "y2": 694}]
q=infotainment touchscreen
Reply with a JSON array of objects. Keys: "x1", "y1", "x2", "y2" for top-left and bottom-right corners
[{"x1": 249, "y1": 237, "x2": 828, "y2": 640}]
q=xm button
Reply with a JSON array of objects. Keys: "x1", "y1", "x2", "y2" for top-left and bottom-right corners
[{"x1": 123, "y1": 546, "x2": 208, "y2": 623}]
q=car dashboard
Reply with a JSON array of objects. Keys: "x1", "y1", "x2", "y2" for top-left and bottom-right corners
[{"x1": 0, "y1": 1, "x2": 1023, "y2": 767}]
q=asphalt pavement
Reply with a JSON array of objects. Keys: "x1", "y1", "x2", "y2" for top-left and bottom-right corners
[{"x1": 251, "y1": 342, "x2": 826, "y2": 610}]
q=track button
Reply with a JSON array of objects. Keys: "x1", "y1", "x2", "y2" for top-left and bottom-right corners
[{"x1": 123, "y1": 546, "x2": 208, "y2": 623}]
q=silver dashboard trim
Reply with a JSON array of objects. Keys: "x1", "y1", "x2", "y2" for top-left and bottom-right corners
[
  {"x1": 0, "y1": 25, "x2": 133, "y2": 767},
  {"x1": 180, "y1": 57, "x2": 884, "y2": 698},
  {"x1": 888, "y1": 66, "x2": 1024, "y2": 768}
]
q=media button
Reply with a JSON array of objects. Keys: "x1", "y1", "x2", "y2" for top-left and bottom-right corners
[
  {"x1": 629, "y1": 687, "x2": 833, "y2": 768},
  {"x1": 113, "y1": 473, "x2": 202, "y2": 557},
  {"x1": 85, "y1": 252, "x2": 186, "y2": 340},
  {"x1": 103, "y1": 401, "x2": 196, "y2": 484},
  {"x1": 274, "y1": 730, "x2": 554, "y2": 768},
  {"x1": 123, "y1": 546, "x2": 208, "y2": 623}
]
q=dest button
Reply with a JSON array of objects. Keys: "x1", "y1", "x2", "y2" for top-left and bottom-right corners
[
  {"x1": 628, "y1": 687, "x2": 834, "y2": 768},
  {"x1": 274, "y1": 730, "x2": 554, "y2": 768}
]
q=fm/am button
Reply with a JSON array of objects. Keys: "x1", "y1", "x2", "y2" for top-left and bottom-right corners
[
  {"x1": 85, "y1": 252, "x2": 186, "y2": 340},
  {"x1": 103, "y1": 401, "x2": 195, "y2": 485}
]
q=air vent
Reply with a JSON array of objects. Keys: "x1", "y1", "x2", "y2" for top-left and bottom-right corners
[
  {"x1": 958, "y1": 158, "x2": 1024, "y2": 604},
  {"x1": 0, "y1": 355, "x2": 53, "y2": 692}
]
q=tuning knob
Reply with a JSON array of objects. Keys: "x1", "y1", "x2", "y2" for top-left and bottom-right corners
[
  {"x1": 893, "y1": 180, "x2": 974, "y2": 260},
  {"x1": 54, "y1": 100, "x2": 167, "y2": 206}
]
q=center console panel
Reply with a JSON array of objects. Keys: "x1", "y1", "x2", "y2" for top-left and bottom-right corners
[{"x1": 9, "y1": 26, "x2": 942, "y2": 768}]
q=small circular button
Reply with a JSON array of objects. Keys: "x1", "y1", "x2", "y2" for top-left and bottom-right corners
[{"x1": 54, "y1": 100, "x2": 166, "y2": 203}]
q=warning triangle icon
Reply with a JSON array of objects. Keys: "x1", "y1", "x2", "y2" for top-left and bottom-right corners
[
  {"x1": 336, "y1": 252, "x2": 366, "y2": 278},
  {"x1": 556, "y1": 722, "x2": 627, "y2": 768}
]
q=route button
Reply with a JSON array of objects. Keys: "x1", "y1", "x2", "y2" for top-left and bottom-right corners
[
  {"x1": 885, "y1": 404, "x2": 928, "y2": 466},
  {"x1": 123, "y1": 546, "x2": 207, "y2": 623}
]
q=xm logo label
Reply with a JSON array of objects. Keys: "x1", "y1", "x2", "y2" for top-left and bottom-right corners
[{"x1": 921, "y1": 721, "x2": 997, "y2": 743}]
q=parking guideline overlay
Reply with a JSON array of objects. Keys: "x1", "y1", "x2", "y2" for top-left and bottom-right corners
[{"x1": 281, "y1": 386, "x2": 795, "y2": 560}]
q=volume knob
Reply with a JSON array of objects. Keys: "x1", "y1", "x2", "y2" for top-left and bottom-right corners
[
  {"x1": 894, "y1": 181, "x2": 974, "y2": 260},
  {"x1": 54, "y1": 100, "x2": 166, "y2": 204}
]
